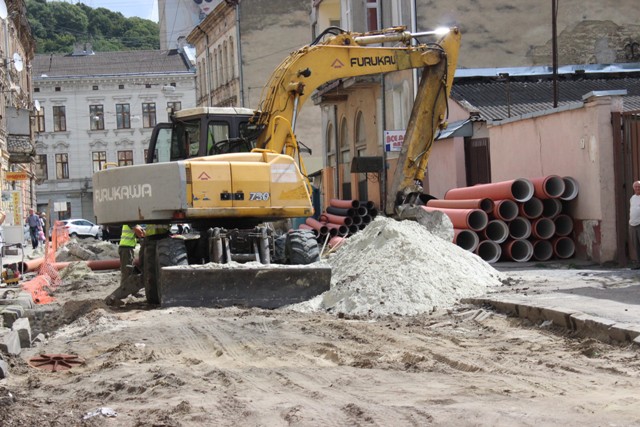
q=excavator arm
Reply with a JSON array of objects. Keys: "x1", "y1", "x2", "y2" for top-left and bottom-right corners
[{"x1": 251, "y1": 26, "x2": 461, "y2": 212}]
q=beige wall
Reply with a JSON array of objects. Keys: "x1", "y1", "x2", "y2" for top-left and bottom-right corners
[
  {"x1": 415, "y1": 0, "x2": 640, "y2": 68},
  {"x1": 464, "y1": 95, "x2": 624, "y2": 262}
]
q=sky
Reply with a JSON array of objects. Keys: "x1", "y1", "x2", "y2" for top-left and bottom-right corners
[{"x1": 49, "y1": 0, "x2": 159, "y2": 22}]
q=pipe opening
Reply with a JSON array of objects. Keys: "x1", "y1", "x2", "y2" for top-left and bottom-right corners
[
  {"x1": 540, "y1": 175, "x2": 566, "y2": 198},
  {"x1": 532, "y1": 239, "x2": 553, "y2": 261},
  {"x1": 542, "y1": 198, "x2": 562, "y2": 218},
  {"x1": 553, "y1": 237, "x2": 575, "y2": 258},
  {"x1": 561, "y1": 176, "x2": 579, "y2": 201},
  {"x1": 510, "y1": 178, "x2": 535, "y2": 202},
  {"x1": 509, "y1": 216, "x2": 532, "y2": 240},
  {"x1": 494, "y1": 200, "x2": 519, "y2": 221},
  {"x1": 467, "y1": 210, "x2": 489, "y2": 231},
  {"x1": 475, "y1": 240, "x2": 501, "y2": 263},
  {"x1": 454, "y1": 229, "x2": 479, "y2": 252},
  {"x1": 484, "y1": 219, "x2": 509, "y2": 243},
  {"x1": 532, "y1": 218, "x2": 556, "y2": 239},
  {"x1": 504, "y1": 239, "x2": 534, "y2": 262},
  {"x1": 519, "y1": 197, "x2": 544, "y2": 219},
  {"x1": 553, "y1": 214, "x2": 574, "y2": 236}
]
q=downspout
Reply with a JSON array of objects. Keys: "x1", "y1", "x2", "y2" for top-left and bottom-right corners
[
  {"x1": 195, "y1": 25, "x2": 211, "y2": 107},
  {"x1": 333, "y1": 105, "x2": 340, "y2": 199},
  {"x1": 235, "y1": 3, "x2": 245, "y2": 107}
]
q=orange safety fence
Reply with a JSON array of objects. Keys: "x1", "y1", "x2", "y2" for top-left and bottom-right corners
[{"x1": 20, "y1": 221, "x2": 70, "y2": 304}]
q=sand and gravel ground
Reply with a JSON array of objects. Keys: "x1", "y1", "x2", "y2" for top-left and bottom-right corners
[{"x1": 1, "y1": 224, "x2": 639, "y2": 426}]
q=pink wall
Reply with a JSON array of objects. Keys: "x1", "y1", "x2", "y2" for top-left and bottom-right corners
[{"x1": 437, "y1": 94, "x2": 623, "y2": 262}]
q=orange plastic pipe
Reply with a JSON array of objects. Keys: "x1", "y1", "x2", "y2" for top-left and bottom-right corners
[
  {"x1": 422, "y1": 206, "x2": 488, "y2": 231},
  {"x1": 426, "y1": 198, "x2": 495, "y2": 214},
  {"x1": 530, "y1": 175, "x2": 565, "y2": 199},
  {"x1": 330, "y1": 199, "x2": 360, "y2": 209},
  {"x1": 445, "y1": 178, "x2": 534, "y2": 203}
]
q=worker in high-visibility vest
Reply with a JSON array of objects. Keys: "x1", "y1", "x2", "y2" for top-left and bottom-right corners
[{"x1": 105, "y1": 224, "x2": 145, "y2": 306}]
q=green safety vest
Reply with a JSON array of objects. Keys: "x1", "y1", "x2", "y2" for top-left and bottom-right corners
[{"x1": 119, "y1": 225, "x2": 137, "y2": 248}]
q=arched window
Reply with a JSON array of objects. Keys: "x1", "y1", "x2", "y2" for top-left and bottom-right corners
[
  {"x1": 339, "y1": 117, "x2": 351, "y2": 198},
  {"x1": 228, "y1": 36, "x2": 235, "y2": 79},
  {"x1": 326, "y1": 122, "x2": 335, "y2": 167},
  {"x1": 223, "y1": 41, "x2": 228, "y2": 83},
  {"x1": 210, "y1": 48, "x2": 217, "y2": 89}
]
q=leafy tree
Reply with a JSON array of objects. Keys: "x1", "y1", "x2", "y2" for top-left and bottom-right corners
[{"x1": 26, "y1": 0, "x2": 159, "y2": 54}]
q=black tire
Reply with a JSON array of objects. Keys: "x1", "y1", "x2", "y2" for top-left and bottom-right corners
[
  {"x1": 154, "y1": 238, "x2": 188, "y2": 303},
  {"x1": 273, "y1": 234, "x2": 287, "y2": 263},
  {"x1": 285, "y1": 230, "x2": 320, "y2": 265}
]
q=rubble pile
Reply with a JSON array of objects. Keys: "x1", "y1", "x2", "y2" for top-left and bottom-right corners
[{"x1": 290, "y1": 216, "x2": 504, "y2": 316}]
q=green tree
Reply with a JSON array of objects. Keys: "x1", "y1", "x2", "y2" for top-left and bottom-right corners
[{"x1": 26, "y1": 0, "x2": 159, "y2": 54}]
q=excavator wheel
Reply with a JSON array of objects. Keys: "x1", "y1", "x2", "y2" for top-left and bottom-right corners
[
  {"x1": 285, "y1": 230, "x2": 320, "y2": 265},
  {"x1": 144, "y1": 238, "x2": 188, "y2": 304}
]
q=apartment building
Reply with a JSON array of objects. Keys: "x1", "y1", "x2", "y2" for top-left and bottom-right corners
[
  {"x1": 32, "y1": 47, "x2": 196, "y2": 221},
  {"x1": 0, "y1": 0, "x2": 36, "y2": 234}
]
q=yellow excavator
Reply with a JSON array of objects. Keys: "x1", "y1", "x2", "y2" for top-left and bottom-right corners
[{"x1": 92, "y1": 26, "x2": 461, "y2": 308}]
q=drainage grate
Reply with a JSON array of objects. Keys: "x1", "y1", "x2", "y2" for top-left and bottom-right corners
[{"x1": 28, "y1": 354, "x2": 85, "y2": 372}]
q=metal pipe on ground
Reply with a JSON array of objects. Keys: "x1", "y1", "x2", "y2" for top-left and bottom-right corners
[
  {"x1": 542, "y1": 198, "x2": 562, "y2": 218},
  {"x1": 320, "y1": 213, "x2": 353, "y2": 226},
  {"x1": 453, "y1": 229, "x2": 480, "y2": 252},
  {"x1": 369, "y1": 208, "x2": 378, "y2": 218},
  {"x1": 502, "y1": 239, "x2": 534, "y2": 262},
  {"x1": 325, "y1": 222, "x2": 348, "y2": 236},
  {"x1": 530, "y1": 175, "x2": 565, "y2": 199},
  {"x1": 348, "y1": 224, "x2": 360, "y2": 235},
  {"x1": 483, "y1": 219, "x2": 509, "y2": 243},
  {"x1": 361, "y1": 215, "x2": 372, "y2": 224},
  {"x1": 532, "y1": 239, "x2": 554, "y2": 261},
  {"x1": 475, "y1": 240, "x2": 501, "y2": 263},
  {"x1": 552, "y1": 236, "x2": 575, "y2": 258},
  {"x1": 509, "y1": 216, "x2": 532, "y2": 240},
  {"x1": 426, "y1": 198, "x2": 495, "y2": 214},
  {"x1": 356, "y1": 206, "x2": 368, "y2": 216},
  {"x1": 493, "y1": 199, "x2": 519, "y2": 222},
  {"x1": 326, "y1": 206, "x2": 355, "y2": 217},
  {"x1": 531, "y1": 217, "x2": 556, "y2": 240},
  {"x1": 560, "y1": 176, "x2": 579, "y2": 201},
  {"x1": 350, "y1": 215, "x2": 363, "y2": 226},
  {"x1": 421, "y1": 206, "x2": 488, "y2": 232},
  {"x1": 330, "y1": 199, "x2": 360, "y2": 209},
  {"x1": 444, "y1": 178, "x2": 534, "y2": 203},
  {"x1": 359, "y1": 201, "x2": 376, "y2": 211},
  {"x1": 518, "y1": 197, "x2": 543, "y2": 219},
  {"x1": 305, "y1": 217, "x2": 329, "y2": 235},
  {"x1": 553, "y1": 214, "x2": 574, "y2": 237}
]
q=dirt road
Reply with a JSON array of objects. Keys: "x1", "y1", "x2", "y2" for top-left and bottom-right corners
[{"x1": 1, "y1": 265, "x2": 639, "y2": 427}]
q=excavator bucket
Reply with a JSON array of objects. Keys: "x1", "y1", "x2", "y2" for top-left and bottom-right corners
[{"x1": 158, "y1": 264, "x2": 331, "y2": 308}]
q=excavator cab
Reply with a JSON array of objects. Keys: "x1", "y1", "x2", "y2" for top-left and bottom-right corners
[{"x1": 147, "y1": 107, "x2": 257, "y2": 163}]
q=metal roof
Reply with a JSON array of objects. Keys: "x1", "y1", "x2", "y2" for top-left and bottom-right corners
[
  {"x1": 32, "y1": 50, "x2": 193, "y2": 79},
  {"x1": 452, "y1": 64, "x2": 640, "y2": 122}
]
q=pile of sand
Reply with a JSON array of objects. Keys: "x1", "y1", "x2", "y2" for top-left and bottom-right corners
[{"x1": 290, "y1": 216, "x2": 505, "y2": 316}]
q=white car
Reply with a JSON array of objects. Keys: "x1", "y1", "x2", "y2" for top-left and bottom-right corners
[{"x1": 61, "y1": 219, "x2": 102, "y2": 239}]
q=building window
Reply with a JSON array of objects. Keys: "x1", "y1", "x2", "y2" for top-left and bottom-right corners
[
  {"x1": 118, "y1": 150, "x2": 134, "y2": 166},
  {"x1": 92, "y1": 151, "x2": 107, "y2": 172},
  {"x1": 116, "y1": 103, "x2": 130, "y2": 129},
  {"x1": 142, "y1": 103, "x2": 156, "y2": 128},
  {"x1": 326, "y1": 122, "x2": 335, "y2": 167},
  {"x1": 36, "y1": 108, "x2": 45, "y2": 132},
  {"x1": 53, "y1": 106, "x2": 66, "y2": 132},
  {"x1": 89, "y1": 105, "x2": 104, "y2": 130},
  {"x1": 55, "y1": 153, "x2": 69, "y2": 179},
  {"x1": 55, "y1": 87, "x2": 61, "y2": 92},
  {"x1": 119, "y1": 84, "x2": 125, "y2": 89},
  {"x1": 167, "y1": 101, "x2": 182, "y2": 120},
  {"x1": 92, "y1": 85, "x2": 99, "y2": 90},
  {"x1": 35, "y1": 154, "x2": 48, "y2": 181},
  {"x1": 366, "y1": 0, "x2": 379, "y2": 32},
  {"x1": 339, "y1": 117, "x2": 351, "y2": 199},
  {"x1": 34, "y1": 87, "x2": 40, "y2": 92},
  {"x1": 145, "y1": 83, "x2": 151, "y2": 89}
]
